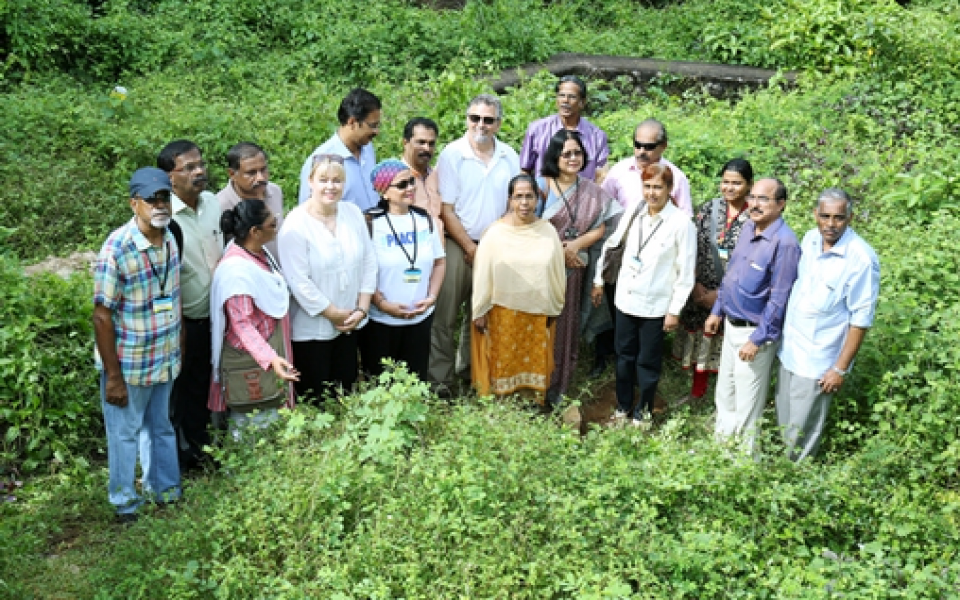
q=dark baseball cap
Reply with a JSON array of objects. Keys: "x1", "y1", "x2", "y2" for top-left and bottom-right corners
[{"x1": 129, "y1": 167, "x2": 172, "y2": 198}]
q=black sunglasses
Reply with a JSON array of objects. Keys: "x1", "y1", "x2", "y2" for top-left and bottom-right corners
[
  {"x1": 633, "y1": 140, "x2": 662, "y2": 151},
  {"x1": 141, "y1": 194, "x2": 171, "y2": 205},
  {"x1": 468, "y1": 114, "x2": 498, "y2": 126},
  {"x1": 390, "y1": 177, "x2": 417, "y2": 191}
]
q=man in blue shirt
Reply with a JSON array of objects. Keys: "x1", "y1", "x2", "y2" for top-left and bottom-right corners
[
  {"x1": 706, "y1": 178, "x2": 800, "y2": 455},
  {"x1": 298, "y1": 88, "x2": 381, "y2": 211},
  {"x1": 776, "y1": 188, "x2": 880, "y2": 461}
]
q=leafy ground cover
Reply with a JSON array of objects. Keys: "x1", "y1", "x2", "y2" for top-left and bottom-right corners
[{"x1": 2, "y1": 0, "x2": 960, "y2": 596}]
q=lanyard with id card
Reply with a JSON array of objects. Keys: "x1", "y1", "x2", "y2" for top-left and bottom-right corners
[
  {"x1": 385, "y1": 213, "x2": 422, "y2": 283},
  {"x1": 145, "y1": 240, "x2": 174, "y2": 313}
]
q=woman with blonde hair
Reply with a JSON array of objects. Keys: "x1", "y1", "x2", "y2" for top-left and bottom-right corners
[{"x1": 278, "y1": 154, "x2": 377, "y2": 403}]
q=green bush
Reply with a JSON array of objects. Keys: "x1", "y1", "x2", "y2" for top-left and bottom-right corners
[{"x1": 0, "y1": 256, "x2": 98, "y2": 475}]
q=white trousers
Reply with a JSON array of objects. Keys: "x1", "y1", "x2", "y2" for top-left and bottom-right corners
[{"x1": 714, "y1": 319, "x2": 779, "y2": 456}]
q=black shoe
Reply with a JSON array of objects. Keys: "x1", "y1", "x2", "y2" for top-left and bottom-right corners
[
  {"x1": 545, "y1": 388, "x2": 562, "y2": 408},
  {"x1": 116, "y1": 512, "x2": 139, "y2": 525},
  {"x1": 588, "y1": 357, "x2": 608, "y2": 379}
]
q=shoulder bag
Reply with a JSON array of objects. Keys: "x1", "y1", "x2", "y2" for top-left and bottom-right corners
[{"x1": 600, "y1": 202, "x2": 644, "y2": 284}]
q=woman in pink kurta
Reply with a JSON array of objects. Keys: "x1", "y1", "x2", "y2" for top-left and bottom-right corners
[{"x1": 209, "y1": 199, "x2": 298, "y2": 433}]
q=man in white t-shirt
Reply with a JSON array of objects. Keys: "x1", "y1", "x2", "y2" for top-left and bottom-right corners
[{"x1": 429, "y1": 94, "x2": 520, "y2": 395}]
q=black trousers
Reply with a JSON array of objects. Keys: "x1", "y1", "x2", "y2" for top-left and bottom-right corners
[
  {"x1": 358, "y1": 314, "x2": 433, "y2": 383},
  {"x1": 614, "y1": 309, "x2": 665, "y2": 419},
  {"x1": 292, "y1": 334, "x2": 359, "y2": 405},
  {"x1": 171, "y1": 317, "x2": 212, "y2": 469}
]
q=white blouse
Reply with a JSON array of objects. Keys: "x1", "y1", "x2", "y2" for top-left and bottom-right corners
[
  {"x1": 277, "y1": 202, "x2": 377, "y2": 341},
  {"x1": 595, "y1": 201, "x2": 696, "y2": 318}
]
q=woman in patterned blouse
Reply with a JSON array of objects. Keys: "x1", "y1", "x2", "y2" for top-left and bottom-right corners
[{"x1": 673, "y1": 159, "x2": 754, "y2": 404}]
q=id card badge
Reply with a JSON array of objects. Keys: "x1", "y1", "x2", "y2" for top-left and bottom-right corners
[
  {"x1": 718, "y1": 248, "x2": 730, "y2": 269},
  {"x1": 153, "y1": 296, "x2": 174, "y2": 313},
  {"x1": 403, "y1": 268, "x2": 423, "y2": 283}
]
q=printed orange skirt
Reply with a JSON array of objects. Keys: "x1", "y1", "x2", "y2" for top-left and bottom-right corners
[{"x1": 471, "y1": 305, "x2": 555, "y2": 401}]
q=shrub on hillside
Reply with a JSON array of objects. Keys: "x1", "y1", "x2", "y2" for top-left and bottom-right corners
[{"x1": 0, "y1": 256, "x2": 98, "y2": 475}]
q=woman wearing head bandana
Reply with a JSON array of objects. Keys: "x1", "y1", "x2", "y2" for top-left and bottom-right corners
[{"x1": 359, "y1": 159, "x2": 446, "y2": 382}]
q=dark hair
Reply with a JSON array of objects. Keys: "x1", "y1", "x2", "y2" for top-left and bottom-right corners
[
  {"x1": 772, "y1": 178, "x2": 789, "y2": 204},
  {"x1": 336, "y1": 88, "x2": 382, "y2": 126},
  {"x1": 508, "y1": 173, "x2": 540, "y2": 198},
  {"x1": 226, "y1": 142, "x2": 267, "y2": 170},
  {"x1": 540, "y1": 130, "x2": 588, "y2": 178},
  {"x1": 403, "y1": 117, "x2": 439, "y2": 141},
  {"x1": 157, "y1": 140, "x2": 200, "y2": 173},
  {"x1": 506, "y1": 173, "x2": 542, "y2": 216},
  {"x1": 634, "y1": 118, "x2": 667, "y2": 144},
  {"x1": 556, "y1": 75, "x2": 587, "y2": 99},
  {"x1": 220, "y1": 199, "x2": 271, "y2": 244},
  {"x1": 717, "y1": 158, "x2": 754, "y2": 183}
]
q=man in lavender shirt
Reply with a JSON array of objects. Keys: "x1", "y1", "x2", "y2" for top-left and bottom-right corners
[
  {"x1": 601, "y1": 118, "x2": 693, "y2": 217},
  {"x1": 705, "y1": 178, "x2": 800, "y2": 456},
  {"x1": 519, "y1": 75, "x2": 609, "y2": 181}
]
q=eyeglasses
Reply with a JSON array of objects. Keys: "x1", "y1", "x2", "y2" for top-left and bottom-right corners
[
  {"x1": 468, "y1": 114, "x2": 498, "y2": 126},
  {"x1": 390, "y1": 177, "x2": 417, "y2": 191},
  {"x1": 312, "y1": 153, "x2": 345, "y2": 166},
  {"x1": 560, "y1": 150, "x2": 584, "y2": 159},
  {"x1": 362, "y1": 120, "x2": 381, "y2": 131},
  {"x1": 171, "y1": 161, "x2": 206, "y2": 173},
  {"x1": 633, "y1": 140, "x2": 662, "y2": 151},
  {"x1": 747, "y1": 194, "x2": 775, "y2": 204},
  {"x1": 141, "y1": 194, "x2": 171, "y2": 205}
]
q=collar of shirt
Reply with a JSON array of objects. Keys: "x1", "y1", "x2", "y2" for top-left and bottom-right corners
[
  {"x1": 456, "y1": 135, "x2": 509, "y2": 162},
  {"x1": 127, "y1": 217, "x2": 156, "y2": 252},
  {"x1": 810, "y1": 226, "x2": 855, "y2": 258},
  {"x1": 221, "y1": 180, "x2": 279, "y2": 206},
  {"x1": 403, "y1": 160, "x2": 432, "y2": 180},
  {"x1": 645, "y1": 199, "x2": 677, "y2": 222},
  {"x1": 316, "y1": 132, "x2": 373, "y2": 164},
  {"x1": 172, "y1": 190, "x2": 217, "y2": 216},
  {"x1": 750, "y1": 216, "x2": 788, "y2": 241}
]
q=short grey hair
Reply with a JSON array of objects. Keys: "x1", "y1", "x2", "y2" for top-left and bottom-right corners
[
  {"x1": 467, "y1": 93, "x2": 503, "y2": 120},
  {"x1": 634, "y1": 118, "x2": 667, "y2": 144},
  {"x1": 818, "y1": 187, "x2": 853, "y2": 216}
]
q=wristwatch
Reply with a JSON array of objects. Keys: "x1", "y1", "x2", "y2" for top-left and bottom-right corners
[{"x1": 831, "y1": 365, "x2": 849, "y2": 376}]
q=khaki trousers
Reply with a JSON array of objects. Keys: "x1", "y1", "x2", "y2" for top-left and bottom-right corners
[
  {"x1": 714, "y1": 319, "x2": 780, "y2": 457},
  {"x1": 428, "y1": 238, "x2": 473, "y2": 385}
]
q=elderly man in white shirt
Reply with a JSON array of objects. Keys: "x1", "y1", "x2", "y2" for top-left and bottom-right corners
[
  {"x1": 777, "y1": 188, "x2": 880, "y2": 461},
  {"x1": 429, "y1": 94, "x2": 520, "y2": 396},
  {"x1": 593, "y1": 163, "x2": 696, "y2": 428}
]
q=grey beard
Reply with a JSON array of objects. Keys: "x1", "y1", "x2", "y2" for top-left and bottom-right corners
[{"x1": 151, "y1": 215, "x2": 172, "y2": 228}]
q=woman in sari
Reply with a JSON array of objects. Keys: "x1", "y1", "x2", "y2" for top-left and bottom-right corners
[
  {"x1": 210, "y1": 199, "x2": 298, "y2": 435},
  {"x1": 537, "y1": 129, "x2": 620, "y2": 404},
  {"x1": 471, "y1": 174, "x2": 566, "y2": 401},
  {"x1": 673, "y1": 159, "x2": 754, "y2": 405}
]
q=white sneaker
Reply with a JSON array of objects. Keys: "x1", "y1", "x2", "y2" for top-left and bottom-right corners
[
  {"x1": 609, "y1": 410, "x2": 628, "y2": 427},
  {"x1": 630, "y1": 418, "x2": 652, "y2": 431}
]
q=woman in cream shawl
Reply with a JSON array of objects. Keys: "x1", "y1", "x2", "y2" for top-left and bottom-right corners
[{"x1": 471, "y1": 174, "x2": 566, "y2": 401}]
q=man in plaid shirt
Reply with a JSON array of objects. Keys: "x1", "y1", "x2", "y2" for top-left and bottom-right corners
[{"x1": 93, "y1": 167, "x2": 183, "y2": 523}]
